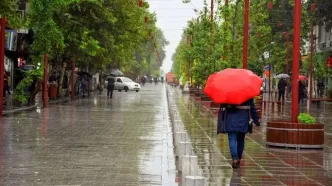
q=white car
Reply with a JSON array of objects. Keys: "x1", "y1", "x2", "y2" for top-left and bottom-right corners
[{"x1": 105, "y1": 77, "x2": 140, "y2": 92}]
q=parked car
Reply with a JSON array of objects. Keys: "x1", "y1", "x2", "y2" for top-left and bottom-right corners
[{"x1": 105, "y1": 77, "x2": 140, "y2": 92}]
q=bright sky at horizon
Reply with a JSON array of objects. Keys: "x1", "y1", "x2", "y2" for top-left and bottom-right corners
[{"x1": 147, "y1": 0, "x2": 207, "y2": 74}]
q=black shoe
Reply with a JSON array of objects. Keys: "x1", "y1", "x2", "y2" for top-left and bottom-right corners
[{"x1": 232, "y1": 159, "x2": 239, "y2": 169}]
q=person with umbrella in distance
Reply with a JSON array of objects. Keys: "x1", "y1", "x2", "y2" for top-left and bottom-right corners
[
  {"x1": 204, "y1": 69, "x2": 261, "y2": 169},
  {"x1": 277, "y1": 78, "x2": 287, "y2": 103},
  {"x1": 107, "y1": 76, "x2": 115, "y2": 99}
]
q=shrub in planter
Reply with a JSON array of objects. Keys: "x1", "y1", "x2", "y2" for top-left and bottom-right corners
[{"x1": 297, "y1": 113, "x2": 316, "y2": 124}]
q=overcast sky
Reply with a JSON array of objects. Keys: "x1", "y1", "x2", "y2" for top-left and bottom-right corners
[{"x1": 147, "y1": 0, "x2": 207, "y2": 74}]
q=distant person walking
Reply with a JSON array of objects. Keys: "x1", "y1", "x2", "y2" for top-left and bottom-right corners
[
  {"x1": 277, "y1": 78, "x2": 287, "y2": 102},
  {"x1": 317, "y1": 80, "x2": 325, "y2": 97},
  {"x1": 107, "y1": 77, "x2": 115, "y2": 99},
  {"x1": 81, "y1": 76, "x2": 88, "y2": 98},
  {"x1": 299, "y1": 80, "x2": 306, "y2": 104},
  {"x1": 141, "y1": 76, "x2": 146, "y2": 86}
]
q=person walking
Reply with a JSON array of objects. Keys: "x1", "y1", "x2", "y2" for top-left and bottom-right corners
[
  {"x1": 217, "y1": 98, "x2": 260, "y2": 169},
  {"x1": 277, "y1": 78, "x2": 287, "y2": 102},
  {"x1": 299, "y1": 80, "x2": 306, "y2": 104},
  {"x1": 141, "y1": 76, "x2": 146, "y2": 86},
  {"x1": 81, "y1": 76, "x2": 88, "y2": 98},
  {"x1": 317, "y1": 80, "x2": 325, "y2": 97},
  {"x1": 107, "y1": 77, "x2": 115, "y2": 99}
]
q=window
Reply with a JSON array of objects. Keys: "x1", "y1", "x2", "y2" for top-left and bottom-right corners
[
  {"x1": 123, "y1": 77, "x2": 133, "y2": 82},
  {"x1": 117, "y1": 78, "x2": 122, "y2": 83}
]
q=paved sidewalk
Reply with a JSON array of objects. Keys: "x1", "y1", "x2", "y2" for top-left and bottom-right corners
[
  {"x1": 168, "y1": 86, "x2": 332, "y2": 186},
  {"x1": 0, "y1": 85, "x2": 178, "y2": 186}
]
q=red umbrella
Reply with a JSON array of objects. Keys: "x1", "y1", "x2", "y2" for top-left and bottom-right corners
[
  {"x1": 299, "y1": 75, "x2": 307, "y2": 81},
  {"x1": 203, "y1": 68, "x2": 262, "y2": 104}
]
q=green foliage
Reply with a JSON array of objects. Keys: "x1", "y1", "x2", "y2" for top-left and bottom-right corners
[
  {"x1": 0, "y1": 0, "x2": 26, "y2": 28},
  {"x1": 297, "y1": 113, "x2": 317, "y2": 124},
  {"x1": 173, "y1": 0, "x2": 314, "y2": 86},
  {"x1": 13, "y1": 68, "x2": 43, "y2": 104},
  {"x1": 6, "y1": 0, "x2": 167, "y2": 103}
]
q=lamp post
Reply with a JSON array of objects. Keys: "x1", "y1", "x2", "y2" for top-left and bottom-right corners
[
  {"x1": 291, "y1": 0, "x2": 301, "y2": 122},
  {"x1": 242, "y1": 0, "x2": 249, "y2": 69},
  {"x1": 0, "y1": 17, "x2": 5, "y2": 116}
]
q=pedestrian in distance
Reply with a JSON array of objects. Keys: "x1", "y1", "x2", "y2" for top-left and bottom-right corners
[
  {"x1": 277, "y1": 78, "x2": 287, "y2": 102},
  {"x1": 81, "y1": 76, "x2": 88, "y2": 98},
  {"x1": 141, "y1": 76, "x2": 146, "y2": 86},
  {"x1": 217, "y1": 98, "x2": 260, "y2": 169},
  {"x1": 97, "y1": 81, "x2": 103, "y2": 94},
  {"x1": 107, "y1": 77, "x2": 115, "y2": 99},
  {"x1": 317, "y1": 80, "x2": 325, "y2": 97},
  {"x1": 298, "y1": 80, "x2": 306, "y2": 104}
]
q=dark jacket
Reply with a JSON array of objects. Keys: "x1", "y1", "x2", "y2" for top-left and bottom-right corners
[
  {"x1": 107, "y1": 77, "x2": 115, "y2": 86},
  {"x1": 278, "y1": 79, "x2": 287, "y2": 91},
  {"x1": 299, "y1": 81, "x2": 305, "y2": 95},
  {"x1": 217, "y1": 99, "x2": 259, "y2": 134}
]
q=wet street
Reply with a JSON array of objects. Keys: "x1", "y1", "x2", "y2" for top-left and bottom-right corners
[
  {"x1": 0, "y1": 85, "x2": 177, "y2": 186},
  {"x1": 2, "y1": 84, "x2": 332, "y2": 185},
  {"x1": 168, "y1": 87, "x2": 332, "y2": 186}
]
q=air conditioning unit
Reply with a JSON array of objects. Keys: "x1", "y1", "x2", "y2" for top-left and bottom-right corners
[
  {"x1": 319, "y1": 42, "x2": 326, "y2": 50},
  {"x1": 18, "y1": 0, "x2": 26, "y2": 11}
]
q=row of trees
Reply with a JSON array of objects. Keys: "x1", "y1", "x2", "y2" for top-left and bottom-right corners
[
  {"x1": 173, "y1": 0, "x2": 332, "y2": 88},
  {"x1": 2, "y1": 0, "x2": 168, "y2": 103}
]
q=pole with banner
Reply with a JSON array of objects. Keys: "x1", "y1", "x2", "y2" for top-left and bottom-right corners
[{"x1": 0, "y1": 18, "x2": 5, "y2": 117}]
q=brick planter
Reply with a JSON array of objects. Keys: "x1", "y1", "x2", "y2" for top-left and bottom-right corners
[
  {"x1": 189, "y1": 88, "x2": 200, "y2": 96},
  {"x1": 200, "y1": 95, "x2": 210, "y2": 102},
  {"x1": 266, "y1": 121, "x2": 324, "y2": 149}
]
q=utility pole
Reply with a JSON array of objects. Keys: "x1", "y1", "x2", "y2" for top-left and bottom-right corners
[
  {"x1": 242, "y1": 0, "x2": 249, "y2": 69},
  {"x1": 0, "y1": 17, "x2": 5, "y2": 116},
  {"x1": 291, "y1": 0, "x2": 301, "y2": 122},
  {"x1": 211, "y1": 0, "x2": 216, "y2": 71}
]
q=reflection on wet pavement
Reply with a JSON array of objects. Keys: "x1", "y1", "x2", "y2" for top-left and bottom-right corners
[
  {"x1": 169, "y1": 87, "x2": 332, "y2": 186},
  {"x1": 0, "y1": 85, "x2": 177, "y2": 186}
]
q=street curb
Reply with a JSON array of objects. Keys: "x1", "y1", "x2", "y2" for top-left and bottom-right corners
[{"x1": 3, "y1": 97, "x2": 71, "y2": 116}]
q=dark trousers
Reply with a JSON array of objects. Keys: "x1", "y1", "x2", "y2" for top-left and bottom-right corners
[
  {"x1": 107, "y1": 85, "x2": 114, "y2": 98},
  {"x1": 278, "y1": 90, "x2": 285, "y2": 102}
]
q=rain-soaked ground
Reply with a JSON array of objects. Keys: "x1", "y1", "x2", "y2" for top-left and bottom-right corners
[
  {"x1": 0, "y1": 84, "x2": 178, "y2": 186},
  {"x1": 168, "y1": 86, "x2": 332, "y2": 186}
]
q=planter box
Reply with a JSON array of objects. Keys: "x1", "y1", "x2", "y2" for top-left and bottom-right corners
[
  {"x1": 189, "y1": 88, "x2": 200, "y2": 95},
  {"x1": 210, "y1": 102, "x2": 219, "y2": 110},
  {"x1": 200, "y1": 95, "x2": 210, "y2": 102},
  {"x1": 266, "y1": 121, "x2": 324, "y2": 149},
  {"x1": 194, "y1": 92, "x2": 201, "y2": 97}
]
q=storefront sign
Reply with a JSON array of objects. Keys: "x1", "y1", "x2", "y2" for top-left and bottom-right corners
[{"x1": 5, "y1": 29, "x2": 17, "y2": 51}]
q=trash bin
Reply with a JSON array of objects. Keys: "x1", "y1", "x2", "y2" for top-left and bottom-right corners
[{"x1": 48, "y1": 83, "x2": 57, "y2": 100}]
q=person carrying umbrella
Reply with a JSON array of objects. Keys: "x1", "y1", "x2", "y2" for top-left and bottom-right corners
[
  {"x1": 277, "y1": 78, "x2": 287, "y2": 102},
  {"x1": 107, "y1": 76, "x2": 115, "y2": 99},
  {"x1": 204, "y1": 68, "x2": 261, "y2": 169},
  {"x1": 299, "y1": 80, "x2": 306, "y2": 104}
]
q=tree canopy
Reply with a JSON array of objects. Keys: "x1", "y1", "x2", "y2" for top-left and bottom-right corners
[
  {"x1": 173, "y1": 0, "x2": 317, "y2": 86},
  {"x1": 3, "y1": 0, "x2": 168, "y2": 103}
]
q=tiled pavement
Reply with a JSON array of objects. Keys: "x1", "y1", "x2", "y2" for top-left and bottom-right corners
[
  {"x1": 0, "y1": 84, "x2": 178, "y2": 186},
  {"x1": 168, "y1": 86, "x2": 332, "y2": 186}
]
